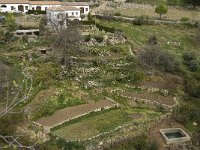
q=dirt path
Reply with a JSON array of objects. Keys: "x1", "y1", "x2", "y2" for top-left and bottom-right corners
[{"x1": 35, "y1": 100, "x2": 116, "y2": 128}]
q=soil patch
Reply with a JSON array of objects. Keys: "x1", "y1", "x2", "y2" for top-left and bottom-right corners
[{"x1": 35, "y1": 100, "x2": 116, "y2": 128}]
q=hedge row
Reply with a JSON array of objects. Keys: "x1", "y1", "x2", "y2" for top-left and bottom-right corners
[
  {"x1": 27, "y1": 10, "x2": 46, "y2": 14},
  {"x1": 80, "y1": 20, "x2": 95, "y2": 25},
  {"x1": 96, "y1": 23, "x2": 121, "y2": 33}
]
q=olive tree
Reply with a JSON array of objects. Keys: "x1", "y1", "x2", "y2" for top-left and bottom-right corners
[{"x1": 155, "y1": 4, "x2": 168, "y2": 20}]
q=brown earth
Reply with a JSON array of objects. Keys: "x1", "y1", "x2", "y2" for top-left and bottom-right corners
[
  {"x1": 128, "y1": 74, "x2": 182, "y2": 90},
  {"x1": 120, "y1": 91, "x2": 176, "y2": 106},
  {"x1": 35, "y1": 100, "x2": 115, "y2": 128}
]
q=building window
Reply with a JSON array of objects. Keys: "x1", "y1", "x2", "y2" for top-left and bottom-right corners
[
  {"x1": 25, "y1": 6, "x2": 28, "y2": 10},
  {"x1": 71, "y1": 12, "x2": 74, "y2": 16},
  {"x1": 1, "y1": 5, "x2": 7, "y2": 8},
  {"x1": 57, "y1": 14, "x2": 63, "y2": 19},
  {"x1": 32, "y1": 7, "x2": 35, "y2": 10},
  {"x1": 11, "y1": 6, "x2": 14, "y2": 10},
  {"x1": 76, "y1": 12, "x2": 78, "y2": 16},
  {"x1": 86, "y1": 8, "x2": 88, "y2": 12},
  {"x1": 45, "y1": 7, "x2": 47, "y2": 10}
]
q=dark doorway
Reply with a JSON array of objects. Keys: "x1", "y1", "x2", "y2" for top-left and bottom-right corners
[
  {"x1": 18, "y1": 5, "x2": 24, "y2": 12},
  {"x1": 36, "y1": 6, "x2": 41, "y2": 11},
  {"x1": 80, "y1": 7, "x2": 84, "y2": 14}
]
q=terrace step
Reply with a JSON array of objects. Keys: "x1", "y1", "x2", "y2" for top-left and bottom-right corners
[{"x1": 34, "y1": 99, "x2": 117, "y2": 130}]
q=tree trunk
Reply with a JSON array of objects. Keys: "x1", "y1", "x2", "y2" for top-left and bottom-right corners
[{"x1": 160, "y1": 14, "x2": 162, "y2": 20}]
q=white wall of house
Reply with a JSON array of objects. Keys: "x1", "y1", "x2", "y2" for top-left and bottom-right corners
[
  {"x1": 0, "y1": 4, "x2": 30, "y2": 12},
  {"x1": 47, "y1": 10, "x2": 81, "y2": 23},
  {"x1": 0, "y1": 2, "x2": 90, "y2": 14},
  {"x1": 73, "y1": 5, "x2": 89, "y2": 15},
  {"x1": 30, "y1": 4, "x2": 61, "y2": 11}
]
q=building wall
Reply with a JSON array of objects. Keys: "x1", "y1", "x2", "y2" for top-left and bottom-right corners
[
  {"x1": 72, "y1": 5, "x2": 89, "y2": 15},
  {"x1": 0, "y1": 4, "x2": 30, "y2": 12},
  {"x1": 47, "y1": 10, "x2": 81, "y2": 23},
  {"x1": 0, "y1": 3, "x2": 90, "y2": 14},
  {"x1": 30, "y1": 4, "x2": 61, "y2": 11}
]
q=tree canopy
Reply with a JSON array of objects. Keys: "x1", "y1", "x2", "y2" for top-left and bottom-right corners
[
  {"x1": 182, "y1": 0, "x2": 200, "y2": 8},
  {"x1": 155, "y1": 4, "x2": 168, "y2": 20}
]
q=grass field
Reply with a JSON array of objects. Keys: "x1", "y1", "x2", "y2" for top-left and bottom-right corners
[
  {"x1": 112, "y1": 7, "x2": 200, "y2": 21},
  {"x1": 52, "y1": 108, "x2": 161, "y2": 140},
  {"x1": 95, "y1": 19, "x2": 198, "y2": 56}
]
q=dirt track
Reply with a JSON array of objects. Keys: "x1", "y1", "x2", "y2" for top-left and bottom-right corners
[{"x1": 36, "y1": 100, "x2": 115, "y2": 128}]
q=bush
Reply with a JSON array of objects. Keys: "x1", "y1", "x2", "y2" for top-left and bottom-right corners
[
  {"x1": 183, "y1": 51, "x2": 196, "y2": 62},
  {"x1": 85, "y1": 34, "x2": 91, "y2": 42},
  {"x1": 96, "y1": 23, "x2": 119, "y2": 33},
  {"x1": 34, "y1": 63, "x2": 60, "y2": 86},
  {"x1": 184, "y1": 76, "x2": 200, "y2": 98},
  {"x1": 158, "y1": 51, "x2": 181, "y2": 73},
  {"x1": 115, "y1": 12, "x2": 121, "y2": 16},
  {"x1": 132, "y1": 16, "x2": 148, "y2": 25},
  {"x1": 183, "y1": 52, "x2": 199, "y2": 72},
  {"x1": 81, "y1": 20, "x2": 95, "y2": 25},
  {"x1": 181, "y1": 17, "x2": 190, "y2": 23},
  {"x1": 110, "y1": 46, "x2": 122, "y2": 53},
  {"x1": 148, "y1": 35, "x2": 157, "y2": 45},
  {"x1": 139, "y1": 45, "x2": 181, "y2": 73},
  {"x1": 188, "y1": 60, "x2": 199, "y2": 72},
  {"x1": 93, "y1": 36, "x2": 104, "y2": 43}
]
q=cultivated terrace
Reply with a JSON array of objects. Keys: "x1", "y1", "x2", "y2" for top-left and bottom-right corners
[{"x1": 0, "y1": 0, "x2": 200, "y2": 150}]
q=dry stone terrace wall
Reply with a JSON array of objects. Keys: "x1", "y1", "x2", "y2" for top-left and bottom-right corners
[
  {"x1": 119, "y1": 91, "x2": 178, "y2": 111},
  {"x1": 34, "y1": 99, "x2": 118, "y2": 131},
  {"x1": 50, "y1": 113, "x2": 172, "y2": 148}
]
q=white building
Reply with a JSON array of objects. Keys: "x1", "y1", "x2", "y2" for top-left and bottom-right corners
[
  {"x1": 0, "y1": 0, "x2": 30, "y2": 13},
  {"x1": 47, "y1": 6, "x2": 81, "y2": 25},
  {"x1": 0, "y1": 0, "x2": 89, "y2": 15},
  {"x1": 29, "y1": 1, "x2": 61, "y2": 11},
  {"x1": 62, "y1": 2, "x2": 89, "y2": 15}
]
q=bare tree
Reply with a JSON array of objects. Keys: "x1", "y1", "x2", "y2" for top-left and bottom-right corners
[{"x1": 0, "y1": 63, "x2": 37, "y2": 149}]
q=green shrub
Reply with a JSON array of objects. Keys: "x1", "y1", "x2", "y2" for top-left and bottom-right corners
[
  {"x1": 183, "y1": 52, "x2": 199, "y2": 72},
  {"x1": 158, "y1": 51, "x2": 181, "y2": 73},
  {"x1": 181, "y1": 17, "x2": 190, "y2": 23},
  {"x1": 85, "y1": 34, "x2": 91, "y2": 42},
  {"x1": 110, "y1": 46, "x2": 122, "y2": 53},
  {"x1": 96, "y1": 23, "x2": 119, "y2": 33},
  {"x1": 184, "y1": 76, "x2": 200, "y2": 98},
  {"x1": 132, "y1": 16, "x2": 146, "y2": 25},
  {"x1": 81, "y1": 20, "x2": 95, "y2": 25},
  {"x1": 93, "y1": 36, "x2": 104, "y2": 43},
  {"x1": 139, "y1": 45, "x2": 181, "y2": 73},
  {"x1": 34, "y1": 63, "x2": 60, "y2": 86},
  {"x1": 115, "y1": 12, "x2": 121, "y2": 16}
]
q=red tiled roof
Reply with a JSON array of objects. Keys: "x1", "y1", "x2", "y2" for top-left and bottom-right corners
[
  {"x1": 62, "y1": 2, "x2": 89, "y2": 6},
  {"x1": 47, "y1": 6, "x2": 80, "y2": 11},
  {"x1": 29, "y1": 1, "x2": 61, "y2": 5},
  {"x1": 0, "y1": 0, "x2": 29, "y2": 4}
]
